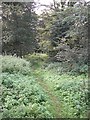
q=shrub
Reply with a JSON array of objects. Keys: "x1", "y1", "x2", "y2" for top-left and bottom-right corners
[
  {"x1": 55, "y1": 78, "x2": 88, "y2": 118},
  {"x1": 45, "y1": 62, "x2": 88, "y2": 75},
  {"x1": 24, "y1": 53, "x2": 49, "y2": 67},
  {"x1": 0, "y1": 55, "x2": 31, "y2": 75},
  {"x1": 1, "y1": 73, "x2": 52, "y2": 118}
]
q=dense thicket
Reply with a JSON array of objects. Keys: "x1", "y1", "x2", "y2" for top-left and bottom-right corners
[
  {"x1": 37, "y1": 2, "x2": 88, "y2": 74},
  {"x1": 2, "y1": 1, "x2": 89, "y2": 73}
]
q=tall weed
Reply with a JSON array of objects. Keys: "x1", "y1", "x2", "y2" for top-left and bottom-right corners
[{"x1": 0, "y1": 55, "x2": 31, "y2": 75}]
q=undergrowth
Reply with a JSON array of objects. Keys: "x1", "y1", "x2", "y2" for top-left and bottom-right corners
[
  {"x1": 1, "y1": 55, "x2": 89, "y2": 118},
  {"x1": 33, "y1": 62, "x2": 88, "y2": 118},
  {"x1": 1, "y1": 73, "x2": 53, "y2": 118},
  {"x1": 0, "y1": 55, "x2": 31, "y2": 75},
  {"x1": 1, "y1": 55, "x2": 53, "y2": 118}
]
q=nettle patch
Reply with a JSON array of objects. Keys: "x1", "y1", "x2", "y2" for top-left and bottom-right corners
[
  {"x1": 54, "y1": 76, "x2": 88, "y2": 118},
  {"x1": 37, "y1": 68, "x2": 88, "y2": 118},
  {"x1": 1, "y1": 73, "x2": 52, "y2": 118},
  {"x1": 0, "y1": 55, "x2": 31, "y2": 75}
]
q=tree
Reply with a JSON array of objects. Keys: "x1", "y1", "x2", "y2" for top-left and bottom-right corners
[
  {"x1": 48, "y1": 3, "x2": 88, "y2": 73},
  {"x1": 30, "y1": 0, "x2": 88, "y2": 71},
  {"x1": 2, "y1": 2, "x2": 38, "y2": 57}
]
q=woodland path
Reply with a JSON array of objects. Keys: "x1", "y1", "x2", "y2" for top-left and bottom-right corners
[{"x1": 33, "y1": 69, "x2": 61, "y2": 118}]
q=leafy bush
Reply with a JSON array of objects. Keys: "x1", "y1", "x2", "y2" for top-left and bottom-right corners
[
  {"x1": 24, "y1": 53, "x2": 49, "y2": 67},
  {"x1": 1, "y1": 73, "x2": 52, "y2": 118},
  {"x1": 45, "y1": 62, "x2": 88, "y2": 75},
  {"x1": 39, "y1": 66, "x2": 88, "y2": 118},
  {"x1": 55, "y1": 78, "x2": 88, "y2": 118},
  {"x1": 0, "y1": 55, "x2": 31, "y2": 75}
]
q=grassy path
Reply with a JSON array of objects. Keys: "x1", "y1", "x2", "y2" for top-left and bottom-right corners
[{"x1": 33, "y1": 69, "x2": 61, "y2": 118}]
